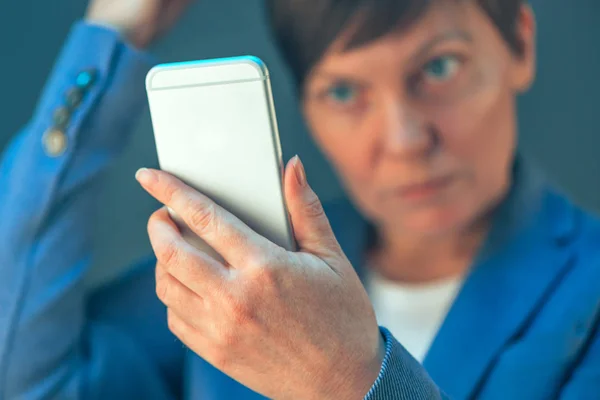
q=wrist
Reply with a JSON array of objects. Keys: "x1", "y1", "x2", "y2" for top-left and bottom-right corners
[
  {"x1": 352, "y1": 334, "x2": 386, "y2": 398},
  {"x1": 318, "y1": 334, "x2": 385, "y2": 400},
  {"x1": 84, "y1": 19, "x2": 126, "y2": 40},
  {"x1": 83, "y1": 19, "x2": 149, "y2": 50}
]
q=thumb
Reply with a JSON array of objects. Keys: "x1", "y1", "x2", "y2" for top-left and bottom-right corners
[{"x1": 284, "y1": 156, "x2": 341, "y2": 257}]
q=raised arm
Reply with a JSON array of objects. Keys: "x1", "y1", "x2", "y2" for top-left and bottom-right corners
[{"x1": 0, "y1": 1, "x2": 192, "y2": 398}]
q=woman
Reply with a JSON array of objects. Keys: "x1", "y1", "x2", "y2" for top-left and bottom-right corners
[{"x1": 0, "y1": 0, "x2": 598, "y2": 398}]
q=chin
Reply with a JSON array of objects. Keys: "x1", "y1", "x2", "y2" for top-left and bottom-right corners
[{"x1": 390, "y1": 204, "x2": 476, "y2": 237}]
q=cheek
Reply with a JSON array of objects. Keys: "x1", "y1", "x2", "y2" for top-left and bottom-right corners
[
  {"x1": 433, "y1": 69, "x2": 517, "y2": 190},
  {"x1": 305, "y1": 108, "x2": 377, "y2": 189}
]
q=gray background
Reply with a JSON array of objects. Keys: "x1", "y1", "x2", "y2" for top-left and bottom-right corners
[{"x1": 1, "y1": 0, "x2": 598, "y2": 286}]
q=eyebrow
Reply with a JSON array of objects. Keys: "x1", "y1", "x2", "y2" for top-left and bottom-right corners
[
  {"x1": 310, "y1": 30, "x2": 473, "y2": 85},
  {"x1": 309, "y1": 72, "x2": 370, "y2": 88},
  {"x1": 412, "y1": 30, "x2": 473, "y2": 61}
]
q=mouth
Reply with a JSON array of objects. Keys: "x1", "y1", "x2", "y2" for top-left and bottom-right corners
[{"x1": 388, "y1": 175, "x2": 456, "y2": 202}]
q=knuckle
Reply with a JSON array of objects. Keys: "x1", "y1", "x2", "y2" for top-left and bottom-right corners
[
  {"x1": 304, "y1": 195, "x2": 325, "y2": 219},
  {"x1": 210, "y1": 347, "x2": 231, "y2": 371},
  {"x1": 228, "y1": 297, "x2": 247, "y2": 322},
  {"x1": 155, "y1": 275, "x2": 170, "y2": 303},
  {"x1": 188, "y1": 201, "x2": 217, "y2": 234},
  {"x1": 250, "y1": 265, "x2": 278, "y2": 288},
  {"x1": 158, "y1": 241, "x2": 182, "y2": 268},
  {"x1": 167, "y1": 311, "x2": 180, "y2": 334},
  {"x1": 227, "y1": 295, "x2": 257, "y2": 328},
  {"x1": 163, "y1": 182, "x2": 179, "y2": 204},
  {"x1": 245, "y1": 251, "x2": 270, "y2": 270},
  {"x1": 147, "y1": 210, "x2": 163, "y2": 234},
  {"x1": 219, "y1": 327, "x2": 239, "y2": 349},
  {"x1": 148, "y1": 209, "x2": 161, "y2": 226}
]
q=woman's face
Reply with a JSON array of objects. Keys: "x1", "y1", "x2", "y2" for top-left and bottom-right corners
[{"x1": 302, "y1": 2, "x2": 535, "y2": 236}]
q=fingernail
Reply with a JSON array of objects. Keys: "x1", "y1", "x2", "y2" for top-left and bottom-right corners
[
  {"x1": 293, "y1": 155, "x2": 306, "y2": 187},
  {"x1": 135, "y1": 168, "x2": 156, "y2": 185}
]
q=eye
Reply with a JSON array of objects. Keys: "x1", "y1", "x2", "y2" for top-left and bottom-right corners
[
  {"x1": 421, "y1": 55, "x2": 462, "y2": 84},
  {"x1": 326, "y1": 82, "x2": 359, "y2": 105}
]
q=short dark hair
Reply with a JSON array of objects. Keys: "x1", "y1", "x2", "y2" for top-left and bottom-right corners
[{"x1": 265, "y1": 0, "x2": 524, "y2": 88}]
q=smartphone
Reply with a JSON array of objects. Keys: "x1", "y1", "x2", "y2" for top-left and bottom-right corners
[{"x1": 145, "y1": 56, "x2": 295, "y2": 259}]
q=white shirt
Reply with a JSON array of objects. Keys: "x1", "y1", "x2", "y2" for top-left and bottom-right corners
[{"x1": 366, "y1": 270, "x2": 464, "y2": 363}]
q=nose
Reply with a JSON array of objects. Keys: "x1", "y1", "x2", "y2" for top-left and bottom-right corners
[{"x1": 381, "y1": 100, "x2": 436, "y2": 158}]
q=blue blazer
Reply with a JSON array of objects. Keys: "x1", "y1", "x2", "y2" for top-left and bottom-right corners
[
  {"x1": 331, "y1": 158, "x2": 600, "y2": 399},
  {"x1": 0, "y1": 22, "x2": 599, "y2": 400}
]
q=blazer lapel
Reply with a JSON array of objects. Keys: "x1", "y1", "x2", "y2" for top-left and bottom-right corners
[
  {"x1": 328, "y1": 159, "x2": 579, "y2": 400},
  {"x1": 422, "y1": 161, "x2": 579, "y2": 399}
]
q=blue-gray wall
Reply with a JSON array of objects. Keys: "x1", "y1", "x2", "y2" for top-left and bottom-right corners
[{"x1": 1, "y1": 0, "x2": 598, "y2": 285}]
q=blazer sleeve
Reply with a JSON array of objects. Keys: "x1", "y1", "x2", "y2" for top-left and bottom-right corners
[
  {"x1": 0, "y1": 22, "x2": 180, "y2": 399},
  {"x1": 364, "y1": 328, "x2": 450, "y2": 400}
]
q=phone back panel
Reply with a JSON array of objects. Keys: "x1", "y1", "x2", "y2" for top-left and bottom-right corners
[{"x1": 146, "y1": 57, "x2": 294, "y2": 252}]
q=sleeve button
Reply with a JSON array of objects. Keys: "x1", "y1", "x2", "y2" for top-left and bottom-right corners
[
  {"x1": 76, "y1": 69, "x2": 97, "y2": 89},
  {"x1": 42, "y1": 128, "x2": 68, "y2": 157},
  {"x1": 53, "y1": 106, "x2": 71, "y2": 129},
  {"x1": 65, "y1": 87, "x2": 84, "y2": 108}
]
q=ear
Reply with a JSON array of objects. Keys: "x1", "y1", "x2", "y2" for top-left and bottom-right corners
[{"x1": 510, "y1": 4, "x2": 537, "y2": 92}]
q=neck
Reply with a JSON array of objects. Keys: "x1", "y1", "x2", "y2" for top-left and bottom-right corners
[{"x1": 371, "y1": 216, "x2": 491, "y2": 284}]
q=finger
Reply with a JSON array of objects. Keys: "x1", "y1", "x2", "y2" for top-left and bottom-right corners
[
  {"x1": 148, "y1": 207, "x2": 226, "y2": 295},
  {"x1": 167, "y1": 309, "x2": 235, "y2": 375},
  {"x1": 167, "y1": 308, "x2": 219, "y2": 366},
  {"x1": 283, "y1": 156, "x2": 341, "y2": 258},
  {"x1": 137, "y1": 168, "x2": 270, "y2": 268},
  {"x1": 156, "y1": 263, "x2": 206, "y2": 329},
  {"x1": 167, "y1": 308, "x2": 201, "y2": 349},
  {"x1": 160, "y1": 0, "x2": 194, "y2": 31}
]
